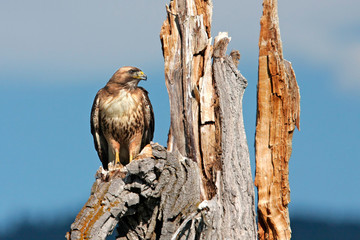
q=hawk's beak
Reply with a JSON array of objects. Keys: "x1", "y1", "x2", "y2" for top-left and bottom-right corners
[{"x1": 136, "y1": 71, "x2": 147, "y2": 81}]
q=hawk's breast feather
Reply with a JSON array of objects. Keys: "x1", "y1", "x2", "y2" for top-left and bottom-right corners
[
  {"x1": 100, "y1": 89, "x2": 144, "y2": 143},
  {"x1": 101, "y1": 89, "x2": 138, "y2": 119}
]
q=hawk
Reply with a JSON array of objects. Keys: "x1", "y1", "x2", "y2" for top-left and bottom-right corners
[{"x1": 90, "y1": 66, "x2": 154, "y2": 170}]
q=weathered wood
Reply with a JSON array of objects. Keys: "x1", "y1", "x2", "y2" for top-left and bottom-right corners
[
  {"x1": 155, "y1": 32, "x2": 257, "y2": 240},
  {"x1": 66, "y1": 143, "x2": 202, "y2": 240},
  {"x1": 160, "y1": 0, "x2": 219, "y2": 200},
  {"x1": 210, "y1": 32, "x2": 257, "y2": 240},
  {"x1": 255, "y1": 0, "x2": 301, "y2": 239},
  {"x1": 198, "y1": 39, "x2": 220, "y2": 200}
]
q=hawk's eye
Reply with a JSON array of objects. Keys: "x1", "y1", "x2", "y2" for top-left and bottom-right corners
[{"x1": 129, "y1": 69, "x2": 136, "y2": 74}]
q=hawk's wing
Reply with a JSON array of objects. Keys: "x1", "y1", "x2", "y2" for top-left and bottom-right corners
[
  {"x1": 140, "y1": 87, "x2": 154, "y2": 149},
  {"x1": 90, "y1": 90, "x2": 109, "y2": 169}
]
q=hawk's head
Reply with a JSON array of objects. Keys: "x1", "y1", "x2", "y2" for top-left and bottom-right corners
[{"x1": 109, "y1": 66, "x2": 147, "y2": 88}]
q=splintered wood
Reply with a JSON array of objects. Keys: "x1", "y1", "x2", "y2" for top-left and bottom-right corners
[
  {"x1": 160, "y1": 1, "x2": 257, "y2": 238},
  {"x1": 160, "y1": 0, "x2": 219, "y2": 200},
  {"x1": 255, "y1": 0, "x2": 300, "y2": 240}
]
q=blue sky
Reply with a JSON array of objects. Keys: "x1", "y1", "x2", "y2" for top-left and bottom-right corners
[{"x1": 1, "y1": 0, "x2": 359, "y2": 230}]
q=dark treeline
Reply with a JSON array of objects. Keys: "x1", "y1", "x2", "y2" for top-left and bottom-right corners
[{"x1": 1, "y1": 215, "x2": 359, "y2": 240}]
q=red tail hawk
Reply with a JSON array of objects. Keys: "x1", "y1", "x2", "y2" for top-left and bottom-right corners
[{"x1": 90, "y1": 66, "x2": 154, "y2": 170}]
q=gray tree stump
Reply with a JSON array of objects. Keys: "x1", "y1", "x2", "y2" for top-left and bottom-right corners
[{"x1": 67, "y1": 1, "x2": 257, "y2": 239}]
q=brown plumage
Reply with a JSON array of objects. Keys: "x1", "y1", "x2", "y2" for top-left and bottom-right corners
[{"x1": 90, "y1": 66, "x2": 154, "y2": 170}]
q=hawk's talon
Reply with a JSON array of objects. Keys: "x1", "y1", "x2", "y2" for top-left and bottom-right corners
[{"x1": 115, "y1": 152, "x2": 120, "y2": 165}]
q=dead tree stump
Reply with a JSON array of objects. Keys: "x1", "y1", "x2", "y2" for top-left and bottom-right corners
[{"x1": 66, "y1": 0, "x2": 307, "y2": 239}]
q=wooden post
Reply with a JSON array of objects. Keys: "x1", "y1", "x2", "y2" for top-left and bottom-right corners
[{"x1": 255, "y1": 0, "x2": 301, "y2": 239}]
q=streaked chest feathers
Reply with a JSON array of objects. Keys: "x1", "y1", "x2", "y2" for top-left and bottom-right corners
[{"x1": 100, "y1": 90, "x2": 143, "y2": 138}]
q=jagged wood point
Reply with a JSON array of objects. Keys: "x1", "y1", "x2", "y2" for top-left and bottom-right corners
[{"x1": 255, "y1": 0, "x2": 300, "y2": 240}]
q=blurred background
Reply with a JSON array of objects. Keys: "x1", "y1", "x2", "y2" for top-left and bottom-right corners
[{"x1": 1, "y1": 0, "x2": 359, "y2": 239}]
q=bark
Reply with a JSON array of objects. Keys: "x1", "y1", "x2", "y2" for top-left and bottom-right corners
[
  {"x1": 67, "y1": 0, "x2": 257, "y2": 239},
  {"x1": 66, "y1": 143, "x2": 202, "y2": 240},
  {"x1": 211, "y1": 33, "x2": 257, "y2": 239},
  {"x1": 255, "y1": 0, "x2": 301, "y2": 239}
]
